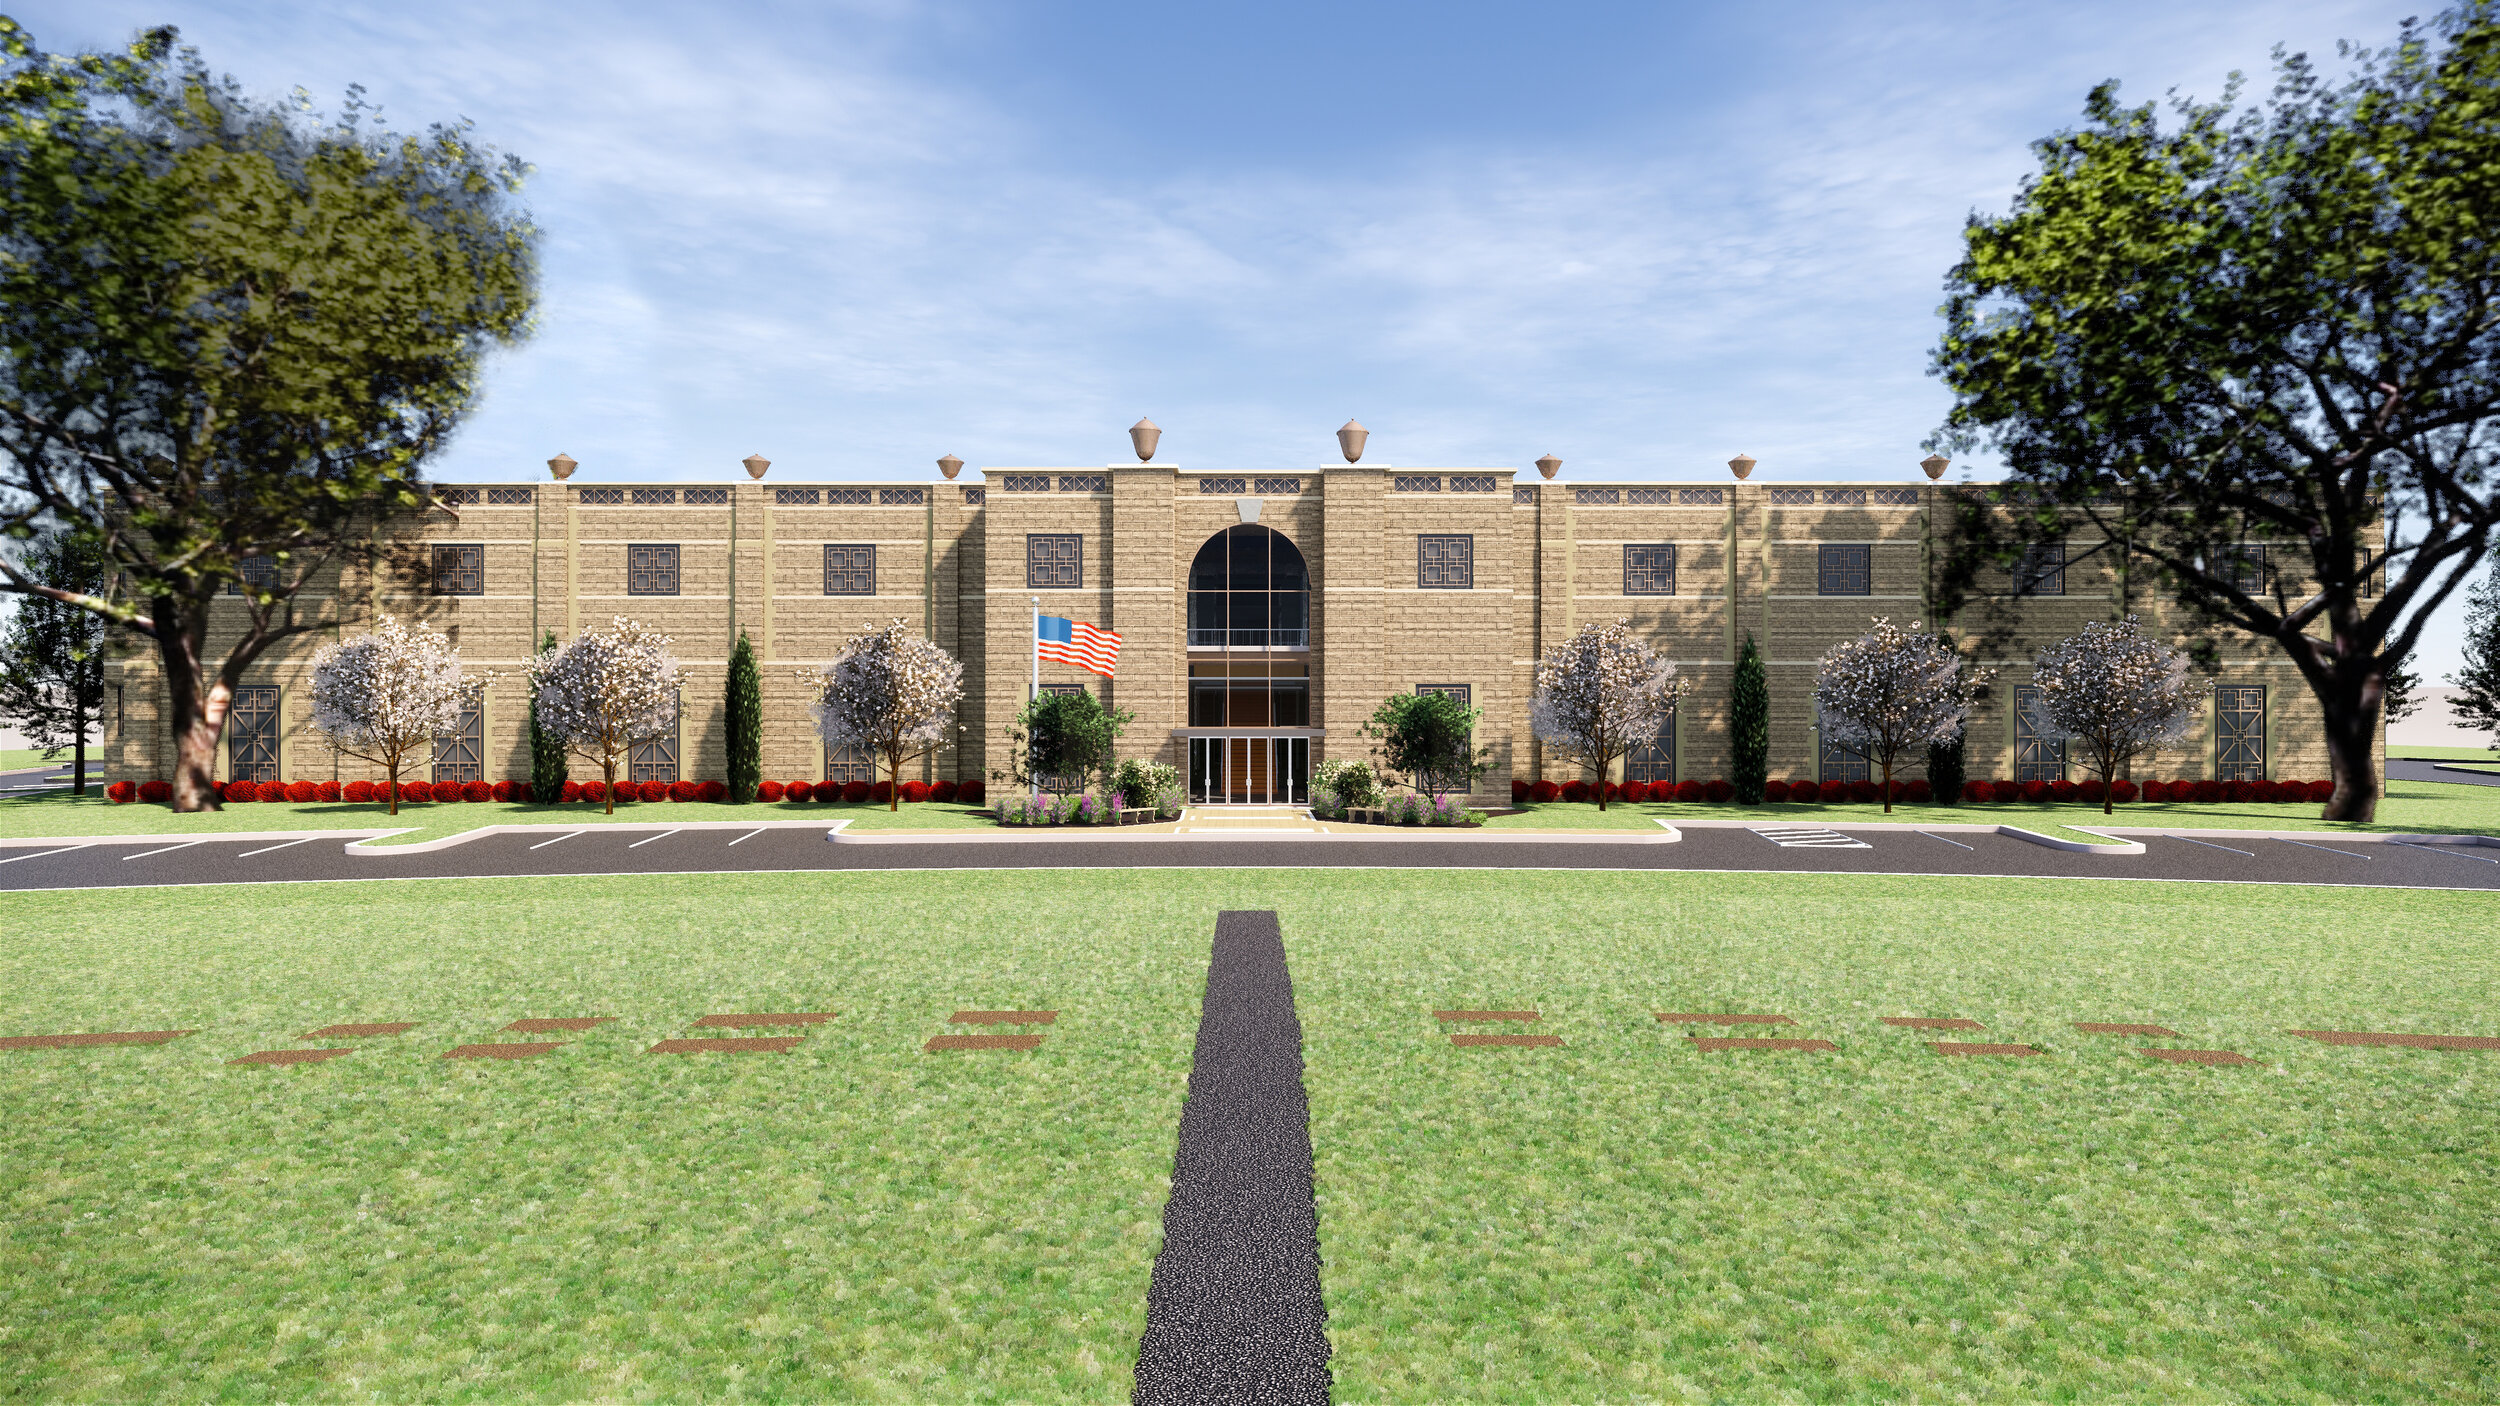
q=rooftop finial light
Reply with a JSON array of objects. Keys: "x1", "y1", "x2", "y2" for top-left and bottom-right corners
[
  {"x1": 1535, "y1": 453, "x2": 1561, "y2": 480},
  {"x1": 1129, "y1": 417, "x2": 1161, "y2": 462},
  {"x1": 742, "y1": 453, "x2": 771, "y2": 480},
  {"x1": 1338, "y1": 419, "x2": 1369, "y2": 463},
  {"x1": 1728, "y1": 453, "x2": 1757, "y2": 480},
  {"x1": 938, "y1": 454, "x2": 964, "y2": 480},
  {"x1": 1920, "y1": 453, "x2": 1949, "y2": 480},
  {"x1": 547, "y1": 452, "x2": 577, "y2": 481}
]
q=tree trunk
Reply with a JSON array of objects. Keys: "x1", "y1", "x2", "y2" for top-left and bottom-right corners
[
  {"x1": 154, "y1": 602, "x2": 227, "y2": 812},
  {"x1": 604, "y1": 758, "x2": 617, "y2": 815},
  {"x1": 889, "y1": 753, "x2": 902, "y2": 811},
  {"x1": 71, "y1": 733, "x2": 86, "y2": 797},
  {"x1": 386, "y1": 759, "x2": 401, "y2": 816},
  {"x1": 2321, "y1": 691, "x2": 2382, "y2": 824},
  {"x1": 1881, "y1": 758, "x2": 1894, "y2": 814}
]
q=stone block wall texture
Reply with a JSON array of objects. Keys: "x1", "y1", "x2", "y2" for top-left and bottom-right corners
[{"x1": 104, "y1": 473, "x2": 2380, "y2": 797}]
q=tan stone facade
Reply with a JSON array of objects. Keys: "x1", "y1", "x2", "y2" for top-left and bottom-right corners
[{"x1": 103, "y1": 465, "x2": 2381, "y2": 799}]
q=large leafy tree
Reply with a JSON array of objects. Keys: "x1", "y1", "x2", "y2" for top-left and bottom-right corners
[
  {"x1": 1929, "y1": 4, "x2": 2500, "y2": 823},
  {"x1": 0, "y1": 527, "x2": 107, "y2": 792},
  {"x1": 1362, "y1": 690, "x2": 1490, "y2": 801},
  {"x1": 2454, "y1": 569, "x2": 2500, "y2": 748},
  {"x1": 0, "y1": 20, "x2": 537, "y2": 811}
]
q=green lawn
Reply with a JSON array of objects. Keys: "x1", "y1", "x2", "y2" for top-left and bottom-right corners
[
  {"x1": 4, "y1": 871, "x2": 2497, "y2": 1400},
  {"x1": 0, "y1": 791, "x2": 999, "y2": 845},
  {"x1": 2394, "y1": 744, "x2": 2500, "y2": 761}
]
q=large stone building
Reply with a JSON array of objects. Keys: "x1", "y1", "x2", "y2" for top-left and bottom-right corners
[{"x1": 102, "y1": 446, "x2": 2377, "y2": 803}]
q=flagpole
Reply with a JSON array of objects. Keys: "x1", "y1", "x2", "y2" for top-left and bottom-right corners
[{"x1": 1030, "y1": 595, "x2": 1042, "y2": 808}]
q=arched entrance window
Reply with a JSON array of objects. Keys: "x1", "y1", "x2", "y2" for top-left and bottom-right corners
[{"x1": 1188, "y1": 525, "x2": 1307, "y2": 650}]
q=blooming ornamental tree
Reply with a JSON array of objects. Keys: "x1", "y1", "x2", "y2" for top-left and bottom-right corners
[
  {"x1": 306, "y1": 615, "x2": 489, "y2": 816},
  {"x1": 2027, "y1": 616, "x2": 2212, "y2": 814},
  {"x1": 529, "y1": 617, "x2": 680, "y2": 815},
  {"x1": 1529, "y1": 618, "x2": 1691, "y2": 811},
  {"x1": 1814, "y1": 618, "x2": 1991, "y2": 813},
  {"x1": 810, "y1": 619, "x2": 964, "y2": 812}
]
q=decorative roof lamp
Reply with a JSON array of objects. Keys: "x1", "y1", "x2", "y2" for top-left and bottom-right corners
[
  {"x1": 1535, "y1": 453, "x2": 1561, "y2": 480},
  {"x1": 547, "y1": 452, "x2": 578, "y2": 481},
  {"x1": 1920, "y1": 453, "x2": 1949, "y2": 481},
  {"x1": 938, "y1": 453, "x2": 964, "y2": 481},
  {"x1": 1337, "y1": 419, "x2": 1369, "y2": 463},
  {"x1": 1129, "y1": 417, "x2": 1162, "y2": 462},
  {"x1": 1728, "y1": 453, "x2": 1757, "y2": 480},
  {"x1": 742, "y1": 453, "x2": 771, "y2": 479}
]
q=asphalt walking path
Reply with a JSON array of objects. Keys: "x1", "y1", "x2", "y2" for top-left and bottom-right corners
[
  {"x1": 1133, "y1": 910, "x2": 1332, "y2": 1405},
  {"x1": 3, "y1": 821, "x2": 2498, "y2": 893}
]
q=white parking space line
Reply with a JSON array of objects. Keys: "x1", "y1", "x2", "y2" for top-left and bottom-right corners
[
  {"x1": 2273, "y1": 837, "x2": 2369, "y2": 860},
  {"x1": 2390, "y1": 840, "x2": 2500, "y2": 864},
  {"x1": 1750, "y1": 827, "x2": 1874, "y2": 850},
  {"x1": 122, "y1": 840, "x2": 206, "y2": 862},
  {"x1": 725, "y1": 828, "x2": 765, "y2": 847},
  {"x1": 236, "y1": 837, "x2": 317, "y2": 859},
  {"x1": 1916, "y1": 830, "x2": 1975, "y2": 851},
  {"x1": 0, "y1": 843, "x2": 91, "y2": 866},
  {"x1": 528, "y1": 830, "x2": 585, "y2": 851},
  {"x1": 2168, "y1": 834, "x2": 2256, "y2": 858},
  {"x1": 627, "y1": 829, "x2": 681, "y2": 849}
]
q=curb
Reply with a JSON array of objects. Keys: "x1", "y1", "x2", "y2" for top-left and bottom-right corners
[
  {"x1": 2010, "y1": 825, "x2": 2145, "y2": 855},
  {"x1": 824, "y1": 818, "x2": 1682, "y2": 845},
  {"x1": 343, "y1": 818, "x2": 841, "y2": 857}
]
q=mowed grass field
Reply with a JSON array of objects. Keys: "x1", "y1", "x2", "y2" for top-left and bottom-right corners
[{"x1": 3, "y1": 871, "x2": 2497, "y2": 1400}]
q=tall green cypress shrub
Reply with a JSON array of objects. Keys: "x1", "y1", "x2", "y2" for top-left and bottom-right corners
[
  {"x1": 528, "y1": 630, "x2": 568, "y2": 804},
  {"x1": 726, "y1": 632, "x2": 762, "y2": 803},
  {"x1": 1730, "y1": 632, "x2": 1769, "y2": 803},
  {"x1": 1927, "y1": 734, "x2": 1967, "y2": 805}
]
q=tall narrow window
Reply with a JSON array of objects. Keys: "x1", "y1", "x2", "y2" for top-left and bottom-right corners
[
  {"x1": 227, "y1": 684, "x2": 279, "y2": 782},
  {"x1": 1027, "y1": 533, "x2": 1082, "y2": 588},
  {"x1": 433, "y1": 698, "x2": 483, "y2": 783},
  {"x1": 1625, "y1": 709, "x2": 1676, "y2": 784},
  {"x1": 432, "y1": 544, "x2": 484, "y2": 596},
  {"x1": 1817, "y1": 735, "x2": 1870, "y2": 783},
  {"x1": 823, "y1": 743, "x2": 874, "y2": 784},
  {"x1": 2013, "y1": 684, "x2": 2066, "y2": 782},
  {"x1": 627, "y1": 544, "x2": 679, "y2": 596},
  {"x1": 629, "y1": 692, "x2": 680, "y2": 783},
  {"x1": 2215, "y1": 685, "x2": 2266, "y2": 781},
  {"x1": 1623, "y1": 544, "x2": 1677, "y2": 596},
  {"x1": 823, "y1": 544, "x2": 875, "y2": 595},
  {"x1": 1418, "y1": 534, "x2": 1473, "y2": 589},
  {"x1": 1817, "y1": 544, "x2": 1871, "y2": 596}
]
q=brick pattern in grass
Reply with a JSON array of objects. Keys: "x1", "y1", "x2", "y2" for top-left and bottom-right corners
[
  {"x1": 302, "y1": 1022, "x2": 417, "y2": 1038},
  {"x1": 925, "y1": 1032, "x2": 1045, "y2": 1051},
  {"x1": 443, "y1": 1042, "x2": 564, "y2": 1060},
  {"x1": 2288, "y1": 1029, "x2": 2500, "y2": 1050},
  {"x1": 0, "y1": 1029, "x2": 194, "y2": 1050},
  {"x1": 645, "y1": 1036, "x2": 802, "y2": 1054},
  {"x1": 228, "y1": 1048, "x2": 354, "y2": 1066}
]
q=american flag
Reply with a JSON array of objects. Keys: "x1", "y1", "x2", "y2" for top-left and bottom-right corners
[{"x1": 1037, "y1": 615, "x2": 1120, "y2": 678}]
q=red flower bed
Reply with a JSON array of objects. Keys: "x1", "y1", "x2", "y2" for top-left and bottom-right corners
[
  {"x1": 932, "y1": 779, "x2": 959, "y2": 803},
  {"x1": 1561, "y1": 779, "x2": 1593, "y2": 803},
  {"x1": 668, "y1": 779, "x2": 698, "y2": 802},
  {"x1": 1763, "y1": 779, "x2": 1791, "y2": 802},
  {"x1": 784, "y1": 780, "x2": 813, "y2": 802},
  {"x1": 1904, "y1": 778, "x2": 1932, "y2": 802},
  {"x1": 2110, "y1": 779, "x2": 2139, "y2": 803},
  {"x1": 870, "y1": 781, "x2": 895, "y2": 804},
  {"x1": 256, "y1": 780, "x2": 288, "y2": 803},
  {"x1": 844, "y1": 780, "x2": 872, "y2": 803},
  {"x1": 901, "y1": 780, "x2": 932, "y2": 803},
  {"x1": 2307, "y1": 779, "x2": 2334, "y2": 801},
  {"x1": 1530, "y1": 779, "x2": 1561, "y2": 803},
  {"x1": 459, "y1": 780, "x2": 490, "y2": 803},
  {"x1": 1703, "y1": 778, "x2": 1735, "y2": 802},
  {"x1": 758, "y1": 780, "x2": 786, "y2": 802},
  {"x1": 343, "y1": 780, "x2": 374, "y2": 802},
  {"x1": 2015, "y1": 779, "x2": 2045, "y2": 803},
  {"x1": 700, "y1": 779, "x2": 727, "y2": 802},
  {"x1": 1842, "y1": 779, "x2": 1875, "y2": 804},
  {"x1": 107, "y1": 780, "x2": 136, "y2": 803},
  {"x1": 2188, "y1": 779, "x2": 2221, "y2": 802},
  {"x1": 2138, "y1": 779, "x2": 2166, "y2": 802},
  {"x1": 957, "y1": 779, "x2": 985, "y2": 804},
  {"x1": 635, "y1": 780, "x2": 666, "y2": 802},
  {"x1": 579, "y1": 779, "x2": 606, "y2": 803},
  {"x1": 139, "y1": 779, "x2": 172, "y2": 803},
  {"x1": 1511, "y1": 779, "x2": 1529, "y2": 803},
  {"x1": 1810, "y1": 779, "x2": 1839, "y2": 802},
  {"x1": 283, "y1": 780, "x2": 314, "y2": 803},
  {"x1": 490, "y1": 780, "x2": 514, "y2": 801},
  {"x1": 1619, "y1": 780, "x2": 1648, "y2": 803},
  {"x1": 2048, "y1": 779, "x2": 2077, "y2": 802}
]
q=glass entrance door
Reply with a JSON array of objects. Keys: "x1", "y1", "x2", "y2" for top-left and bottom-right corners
[{"x1": 1187, "y1": 737, "x2": 1309, "y2": 804}]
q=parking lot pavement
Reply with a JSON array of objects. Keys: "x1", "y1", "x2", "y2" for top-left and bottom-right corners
[{"x1": 0, "y1": 822, "x2": 2494, "y2": 894}]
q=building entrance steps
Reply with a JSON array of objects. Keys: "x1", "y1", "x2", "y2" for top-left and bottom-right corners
[{"x1": 1171, "y1": 806, "x2": 1326, "y2": 834}]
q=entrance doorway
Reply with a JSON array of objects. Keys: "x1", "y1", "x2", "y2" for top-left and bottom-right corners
[{"x1": 1188, "y1": 736, "x2": 1309, "y2": 805}]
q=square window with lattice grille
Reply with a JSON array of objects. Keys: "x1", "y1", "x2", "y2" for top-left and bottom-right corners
[
  {"x1": 628, "y1": 544, "x2": 679, "y2": 596},
  {"x1": 1623, "y1": 544, "x2": 1675, "y2": 596},
  {"x1": 1817, "y1": 544, "x2": 1870, "y2": 596},
  {"x1": 1419, "y1": 534, "x2": 1473, "y2": 589},
  {"x1": 432, "y1": 544, "x2": 483, "y2": 596},
  {"x1": 226, "y1": 555, "x2": 278, "y2": 596},
  {"x1": 1027, "y1": 534, "x2": 1081, "y2": 588},
  {"x1": 823, "y1": 544, "x2": 875, "y2": 595}
]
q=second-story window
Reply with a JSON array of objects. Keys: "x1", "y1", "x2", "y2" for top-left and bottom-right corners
[
  {"x1": 823, "y1": 545, "x2": 875, "y2": 595},
  {"x1": 1419, "y1": 534, "x2": 1473, "y2": 589},
  {"x1": 2016, "y1": 541, "x2": 2066, "y2": 596},
  {"x1": 1028, "y1": 533, "x2": 1082, "y2": 588},
  {"x1": 628, "y1": 543, "x2": 679, "y2": 596},
  {"x1": 1817, "y1": 544, "x2": 1871, "y2": 596},
  {"x1": 1624, "y1": 544, "x2": 1676, "y2": 596},
  {"x1": 432, "y1": 544, "x2": 484, "y2": 596},
  {"x1": 226, "y1": 555, "x2": 277, "y2": 596}
]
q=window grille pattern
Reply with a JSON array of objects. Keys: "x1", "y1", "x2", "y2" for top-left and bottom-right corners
[
  {"x1": 1871, "y1": 488, "x2": 1921, "y2": 505},
  {"x1": 827, "y1": 488, "x2": 872, "y2": 506},
  {"x1": 1514, "y1": 486, "x2": 1538, "y2": 504},
  {"x1": 578, "y1": 487, "x2": 625, "y2": 505},
  {"x1": 1822, "y1": 488, "x2": 1867, "y2": 506},
  {"x1": 1574, "y1": 487, "x2": 1619, "y2": 505},
  {"x1": 1394, "y1": 475, "x2": 1443, "y2": 493},
  {"x1": 431, "y1": 544, "x2": 484, "y2": 596},
  {"x1": 823, "y1": 743, "x2": 874, "y2": 784},
  {"x1": 1188, "y1": 526, "x2": 1310, "y2": 648},
  {"x1": 1623, "y1": 544, "x2": 1676, "y2": 596},
  {"x1": 227, "y1": 555, "x2": 278, "y2": 595},
  {"x1": 1419, "y1": 534, "x2": 1473, "y2": 589},
  {"x1": 227, "y1": 684, "x2": 279, "y2": 783},
  {"x1": 1056, "y1": 475, "x2": 1107, "y2": 494},
  {"x1": 1818, "y1": 737, "x2": 1871, "y2": 783},
  {"x1": 823, "y1": 544, "x2": 875, "y2": 595},
  {"x1": 486, "y1": 486, "x2": 533, "y2": 505},
  {"x1": 1626, "y1": 709, "x2": 1676, "y2": 784},
  {"x1": 1253, "y1": 477, "x2": 1302, "y2": 494},
  {"x1": 2216, "y1": 545, "x2": 2268, "y2": 595},
  {"x1": 963, "y1": 487, "x2": 985, "y2": 506},
  {"x1": 631, "y1": 488, "x2": 677, "y2": 505},
  {"x1": 1680, "y1": 488, "x2": 1725, "y2": 505},
  {"x1": 882, "y1": 486, "x2": 927, "y2": 505},
  {"x1": 1001, "y1": 474, "x2": 1051, "y2": 492},
  {"x1": 1816, "y1": 543, "x2": 1871, "y2": 596},
  {"x1": 2013, "y1": 684, "x2": 2067, "y2": 782},
  {"x1": 1199, "y1": 477, "x2": 1247, "y2": 494},
  {"x1": 1769, "y1": 488, "x2": 1816, "y2": 505},
  {"x1": 433, "y1": 699, "x2": 483, "y2": 784},
  {"x1": 628, "y1": 727, "x2": 678, "y2": 784},
  {"x1": 627, "y1": 544, "x2": 680, "y2": 596},
  {"x1": 434, "y1": 486, "x2": 476, "y2": 506},
  {"x1": 684, "y1": 487, "x2": 729, "y2": 506},
  {"x1": 775, "y1": 488, "x2": 820, "y2": 506},
  {"x1": 2017, "y1": 541, "x2": 2066, "y2": 596},
  {"x1": 2215, "y1": 685, "x2": 2267, "y2": 781},
  {"x1": 1450, "y1": 475, "x2": 1497, "y2": 493},
  {"x1": 1027, "y1": 533, "x2": 1082, "y2": 588}
]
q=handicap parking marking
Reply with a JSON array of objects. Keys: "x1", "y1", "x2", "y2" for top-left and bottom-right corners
[{"x1": 1749, "y1": 826, "x2": 1874, "y2": 850}]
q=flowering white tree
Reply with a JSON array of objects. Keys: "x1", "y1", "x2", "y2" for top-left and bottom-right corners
[
  {"x1": 811, "y1": 619, "x2": 965, "y2": 811},
  {"x1": 307, "y1": 615, "x2": 489, "y2": 816},
  {"x1": 1528, "y1": 618, "x2": 1691, "y2": 811},
  {"x1": 2028, "y1": 616, "x2": 2212, "y2": 814},
  {"x1": 530, "y1": 617, "x2": 681, "y2": 815},
  {"x1": 1814, "y1": 618, "x2": 1991, "y2": 813}
]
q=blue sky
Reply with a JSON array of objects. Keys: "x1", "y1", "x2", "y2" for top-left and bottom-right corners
[{"x1": 16, "y1": 0, "x2": 2483, "y2": 677}]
